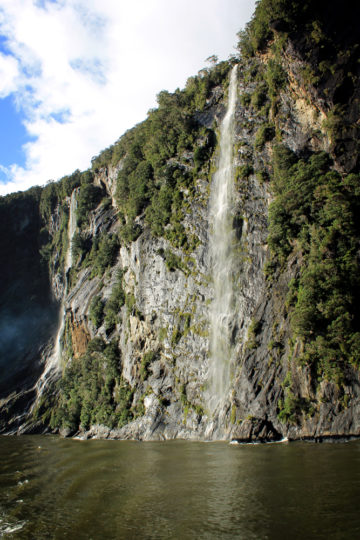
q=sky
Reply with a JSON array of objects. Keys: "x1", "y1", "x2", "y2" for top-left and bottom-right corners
[{"x1": 0, "y1": 0, "x2": 256, "y2": 196}]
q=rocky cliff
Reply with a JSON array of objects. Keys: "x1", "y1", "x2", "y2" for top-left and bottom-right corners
[{"x1": 1, "y1": 0, "x2": 359, "y2": 442}]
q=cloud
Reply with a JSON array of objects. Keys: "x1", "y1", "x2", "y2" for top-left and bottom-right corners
[
  {"x1": 0, "y1": 52, "x2": 19, "y2": 97},
  {"x1": 0, "y1": 0, "x2": 255, "y2": 196}
]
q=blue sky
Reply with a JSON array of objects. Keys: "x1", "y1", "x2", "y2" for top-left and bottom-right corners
[
  {"x1": 0, "y1": 96, "x2": 30, "y2": 172},
  {"x1": 0, "y1": 0, "x2": 256, "y2": 195},
  {"x1": 0, "y1": 36, "x2": 31, "y2": 182}
]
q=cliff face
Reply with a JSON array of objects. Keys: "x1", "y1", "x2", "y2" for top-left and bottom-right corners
[
  {"x1": 0, "y1": 189, "x2": 59, "y2": 431},
  {"x1": 1, "y1": 0, "x2": 359, "y2": 441}
]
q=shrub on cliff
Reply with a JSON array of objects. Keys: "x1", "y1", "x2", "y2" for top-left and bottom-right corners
[
  {"x1": 50, "y1": 338, "x2": 133, "y2": 431},
  {"x1": 76, "y1": 184, "x2": 103, "y2": 228},
  {"x1": 268, "y1": 145, "x2": 360, "y2": 378},
  {"x1": 89, "y1": 295, "x2": 104, "y2": 328}
]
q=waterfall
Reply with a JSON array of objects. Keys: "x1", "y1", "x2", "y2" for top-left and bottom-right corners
[
  {"x1": 32, "y1": 190, "x2": 78, "y2": 404},
  {"x1": 207, "y1": 65, "x2": 237, "y2": 415},
  {"x1": 65, "y1": 189, "x2": 77, "y2": 272}
]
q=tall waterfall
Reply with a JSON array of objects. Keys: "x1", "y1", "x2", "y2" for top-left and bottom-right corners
[
  {"x1": 32, "y1": 190, "x2": 78, "y2": 403},
  {"x1": 65, "y1": 189, "x2": 77, "y2": 272},
  {"x1": 208, "y1": 65, "x2": 237, "y2": 414}
]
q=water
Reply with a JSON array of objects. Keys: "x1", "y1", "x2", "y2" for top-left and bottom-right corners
[
  {"x1": 1, "y1": 436, "x2": 359, "y2": 539},
  {"x1": 33, "y1": 190, "x2": 77, "y2": 404},
  {"x1": 208, "y1": 65, "x2": 238, "y2": 414},
  {"x1": 64, "y1": 189, "x2": 77, "y2": 272}
]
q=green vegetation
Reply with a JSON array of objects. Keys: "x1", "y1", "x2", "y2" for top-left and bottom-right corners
[
  {"x1": 76, "y1": 182, "x2": 103, "y2": 229},
  {"x1": 89, "y1": 272, "x2": 126, "y2": 333},
  {"x1": 238, "y1": 0, "x2": 359, "y2": 117},
  {"x1": 238, "y1": 1, "x2": 329, "y2": 57},
  {"x1": 35, "y1": 59, "x2": 234, "y2": 286},
  {"x1": 0, "y1": 187, "x2": 56, "y2": 322},
  {"x1": 158, "y1": 327, "x2": 168, "y2": 342},
  {"x1": 90, "y1": 61, "x2": 232, "y2": 247},
  {"x1": 162, "y1": 248, "x2": 186, "y2": 273},
  {"x1": 140, "y1": 351, "x2": 158, "y2": 381},
  {"x1": 104, "y1": 278, "x2": 126, "y2": 334},
  {"x1": 89, "y1": 295, "x2": 104, "y2": 328},
  {"x1": 6, "y1": 0, "x2": 360, "y2": 435},
  {"x1": 254, "y1": 123, "x2": 275, "y2": 150},
  {"x1": 39, "y1": 169, "x2": 106, "y2": 275},
  {"x1": 179, "y1": 383, "x2": 204, "y2": 420},
  {"x1": 49, "y1": 339, "x2": 137, "y2": 431},
  {"x1": 171, "y1": 312, "x2": 192, "y2": 346},
  {"x1": 88, "y1": 234, "x2": 120, "y2": 276},
  {"x1": 277, "y1": 371, "x2": 316, "y2": 423},
  {"x1": 268, "y1": 145, "x2": 360, "y2": 379},
  {"x1": 277, "y1": 391, "x2": 300, "y2": 424},
  {"x1": 71, "y1": 232, "x2": 89, "y2": 263},
  {"x1": 237, "y1": 164, "x2": 254, "y2": 179},
  {"x1": 250, "y1": 83, "x2": 267, "y2": 110},
  {"x1": 235, "y1": 0, "x2": 360, "y2": 401},
  {"x1": 40, "y1": 202, "x2": 70, "y2": 272},
  {"x1": 230, "y1": 404, "x2": 237, "y2": 424},
  {"x1": 39, "y1": 170, "x2": 95, "y2": 223},
  {"x1": 246, "y1": 318, "x2": 261, "y2": 350}
]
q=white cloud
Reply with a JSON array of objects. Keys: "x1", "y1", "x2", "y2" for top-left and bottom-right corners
[
  {"x1": 0, "y1": 52, "x2": 19, "y2": 97},
  {"x1": 0, "y1": 0, "x2": 255, "y2": 195}
]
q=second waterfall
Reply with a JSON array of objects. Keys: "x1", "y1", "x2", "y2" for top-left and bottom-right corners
[{"x1": 208, "y1": 64, "x2": 238, "y2": 414}]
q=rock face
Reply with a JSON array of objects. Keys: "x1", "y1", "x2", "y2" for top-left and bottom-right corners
[
  {"x1": 1, "y1": 0, "x2": 360, "y2": 441},
  {"x1": 0, "y1": 189, "x2": 59, "y2": 433}
]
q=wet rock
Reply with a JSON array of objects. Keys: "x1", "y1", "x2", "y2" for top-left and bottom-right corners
[
  {"x1": 231, "y1": 417, "x2": 282, "y2": 443},
  {"x1": 59, "y1": 427, "x2": 75, "y2": 438}
]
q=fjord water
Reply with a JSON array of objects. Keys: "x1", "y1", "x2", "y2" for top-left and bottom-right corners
[
  {"x1": 1, "y1": 437, "x2": 360, "y2": 539},
  {"x1": 208, "y1": 64, "x2": 238, "y2": 414}
]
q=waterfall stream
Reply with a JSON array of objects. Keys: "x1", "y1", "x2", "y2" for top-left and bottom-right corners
[
  {"x1": 65, "y1": 189, "x2": 77, "y2": 272},
  {"x1": 208, "y1": 65, "x2": 237, "y2": 415},
  {"x1": 32, "y1": 190, "x2": 78, "y2": 403}
]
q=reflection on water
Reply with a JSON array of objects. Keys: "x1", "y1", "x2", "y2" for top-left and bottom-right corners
[{"x1": 0, "y1": 436, "x2": 360, "y2": 539}]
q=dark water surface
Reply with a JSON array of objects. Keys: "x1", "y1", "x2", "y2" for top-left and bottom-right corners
[{"x1": 0, "y1": 436, "x2": 360, "y2": 539}]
